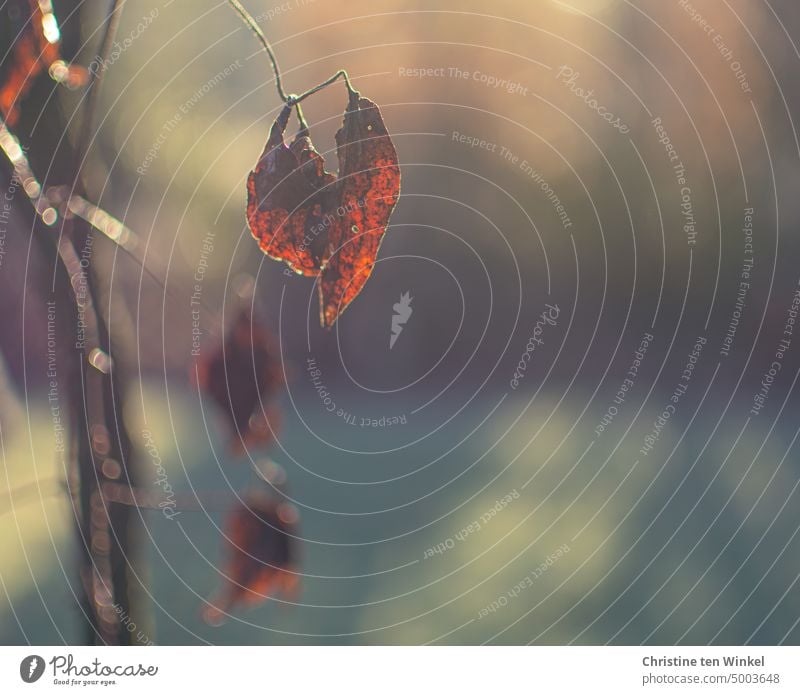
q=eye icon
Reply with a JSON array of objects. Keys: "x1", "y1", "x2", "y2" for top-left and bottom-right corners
[{"x1": 20, "y1": 655, "x2": 45, "y2": 683}]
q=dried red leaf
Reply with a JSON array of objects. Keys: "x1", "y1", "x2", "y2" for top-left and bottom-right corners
[
  {"x1": 319, "y1": 95, "x2": 401, "y2": 327},
  {"x1": 246, "y1": 104, "x2": 336, "y2": 277},
  {"x1": 196, "y1": 308, "x2": 282, "y2": 453},
  {"x1": 1, "y1": 0, "x2": 88, "y2": 127},
  {"x1": 203, "y1": 491, "x2": 299, "y2": 624},
  {"x1": 247, "y1": 92, "x2": 400, "y2": 327}
]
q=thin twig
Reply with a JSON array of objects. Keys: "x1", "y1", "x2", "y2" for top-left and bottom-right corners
[
  {"x1": 294, "y1": 69, "x2": 358, "y2": 103},
  {"x1": 102, "y1": 482, "x2": 235, "y2": 513},
  {"x1": 227, "y1": 0, "x2": 290, "y2": 102},
  {"x1": 226, "y1": 0, "x2": 358, "y2": 128}
]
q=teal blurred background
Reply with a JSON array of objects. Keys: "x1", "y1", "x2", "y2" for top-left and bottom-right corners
[{"x1": 2, "y1": 0, "x2": 800, "y2": 644}]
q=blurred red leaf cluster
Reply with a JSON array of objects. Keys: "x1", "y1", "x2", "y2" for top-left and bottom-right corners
[
  {"x1": 1, "y1": 0, "x2": 87, "y2": 126},
  {"x1": 203, "y1": 489, "x2": 299, "y2": 625},
  {"x1": 196, "y1": 307, "x2": 283, "y2": 453}
]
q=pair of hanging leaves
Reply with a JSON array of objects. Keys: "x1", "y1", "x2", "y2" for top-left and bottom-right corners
[
  {"x1": 247, "y1": 92, "x2": 400, "y2": 327},
  {"x1": 196, "y1": 308, "x2": 283, "y2": 454},
  {"x1": 1, "y1": 0, "x2": 88, "y2": 127},
  {"x1": 203, "y1": 489, "x2": 299, "y2": 625}
]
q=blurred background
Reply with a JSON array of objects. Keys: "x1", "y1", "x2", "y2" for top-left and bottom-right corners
[{"x1": 2, "y1": 0, "x2": 800, "y2": 644}]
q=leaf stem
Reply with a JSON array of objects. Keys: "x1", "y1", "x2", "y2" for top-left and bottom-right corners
[{"x1": 294, "y1": 69, "x2": 358, "y2": 104}]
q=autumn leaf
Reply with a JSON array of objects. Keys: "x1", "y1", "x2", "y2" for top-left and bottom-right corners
[
  {"x1": 1, "y1": 0, "x2": 88, "y2": 127},
  {"x1": 246, "y1": 92, "x2": 400, "y2": 327},
  {"x1": 203, "y1": 490, "x2": 299, "y2": 625},
  {"x1": 196, "y1": 308, "x2": 283, "y2": 454},
  {"x1": 319, "y1": 94, "x2": 401, "y2": 327},
  {"x1": 246, "y1": 103, "x2": 336, "y2": 276}
]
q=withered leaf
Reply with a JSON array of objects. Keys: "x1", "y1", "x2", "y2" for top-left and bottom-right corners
[
  {"x1": 246, "y1": 104, "x2": 336, "y2": 277},
  {"x1": 319, "y1": 95, "x2": 401, "y2": 327},
  {"x1": 196, "y1": 308, "x2": 282, "y2": 453},
  {"x1": 246, "y1": 92, "x2": 400, "y2": 327},
  {"x1": 203, "y1": 490, "x2": 299, "y2": 625}
]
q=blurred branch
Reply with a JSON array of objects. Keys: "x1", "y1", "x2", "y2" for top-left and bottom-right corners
[
  {"x1": 72, "y1": 0, "x2": 125, "y2": 189},
  {"x1": 49, "y1": 187, "x2": 218, "y2": 317},
  {"x1": 56, "y1": 0, "x2": 142, "y2": 647},
  {"x1": 1, "y1": 122, "x2": 216, "y2": 325},
  {"x1": 0, "y1": 478, "x2": 63, "y2": 517},
  {"x1": 0, "y1": 479, "x2": 228, "y2": 517},
  {"x1": 0, "y1": 122, "x2": 58, "y2": 225}
]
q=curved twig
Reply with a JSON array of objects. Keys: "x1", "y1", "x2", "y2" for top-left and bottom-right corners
[
  {"x1": 226, "y1": 0, "x2": 290, "y2": 102},
  {"x1": 226, "y1": 0, "x2": 358, "y2": 128}
]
